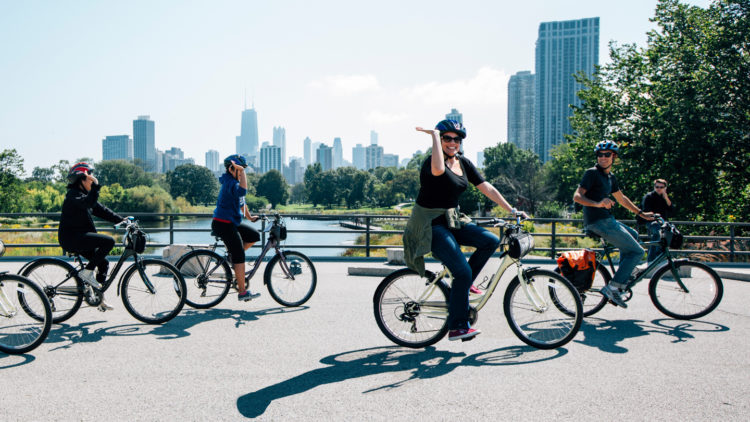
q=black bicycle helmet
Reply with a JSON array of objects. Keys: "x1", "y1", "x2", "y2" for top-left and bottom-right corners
[
  {"x1": 435, "y1": 119, "x2": 466, "y2": 139},
  {"x1": 67, "y1": 162, "x2": 94, "y2": 183},
  {"x1": 594, "y1": 140, "x2": 620, "y2": 154},
  {"x1": 224, "y1": 154, "x2": 248, "y2": 170}
]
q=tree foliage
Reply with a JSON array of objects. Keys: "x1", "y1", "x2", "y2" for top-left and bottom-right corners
[
  {"x1": 0, "y1": 149, "x2": 26, "y2": 212},
  {"x1": 166, "y1": 164, "x2": 219, "y2": 206},
  {"x1": 96, "y1": 160, "x2": 154, "y2": 188},
  {"x1": 256, "y1": 170, "x2": 289, "y2": 208}
]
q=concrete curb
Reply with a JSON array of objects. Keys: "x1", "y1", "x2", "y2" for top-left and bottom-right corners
[
  {"x1": 715, "y1": 270, "x2": 750, "y2": 282},
  {"x1": 347, "y1": 267, "x2": 395, "y2": 277}
]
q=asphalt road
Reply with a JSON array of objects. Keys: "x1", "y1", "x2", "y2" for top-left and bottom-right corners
[{"x1": 1, "y1": 259, "x2": 748, "y2": 421}]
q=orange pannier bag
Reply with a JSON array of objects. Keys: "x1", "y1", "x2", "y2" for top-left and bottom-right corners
[{"x1": 555, "y1": 249, "x2": 597, "y2": 292}]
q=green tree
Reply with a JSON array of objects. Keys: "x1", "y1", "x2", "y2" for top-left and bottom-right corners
[
  {"x1": 29, "y1": 166, "x2": 55, "y2": 183},
  {"x1": 256, "y1": 170, "x2": 289, "y2": 208},
  {"x1": 166, "y1": 164, "x2": 219, "y2": 206},
  {"x1": 289, "y1": 183, "x2": 307, "y2": 204},
  {"x1": 304, "y1": 163, "x2": 324, "y2": 207},
  {"x1": 0, "y1": 149, "x2": 27, "y2": 212},
  {"x1": 482, "y1": 143, "x2": 550, "y2": 214},
  {"x1": 566, "y1": 0, "x2": 750, "y2": 223},
  {"x1": 96, "y1": 160, "x2": 154, "y2": 188}
]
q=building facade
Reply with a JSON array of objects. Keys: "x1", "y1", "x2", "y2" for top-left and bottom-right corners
[
  {"x1": 508, "y1": 70, "x2": 536, "y2": 152},
  {"x1": 316, "y1": 144, "x2": 333, "y2": 171},
  {"x1": 133, "y1": 115, "x2": 155, "y2": 171},
  {"x1": 382, "y1": 153, "x2": 399, "y2": 168},
  {"x1": 365, "y1": 144, "x2": 383, "y2": 170},
  {"x1": 272, "y1": 126, "x2": 286, "y2": 166},
  {"x1": 102, "y1": 135, "x2": 133, "y2": 161},
  {"x1": 205, "y1": 149, "x2": 220, "y2": 172},
  {"x1": 535, "y1": 17, "x2": 599, "y2": 162},
  {"x1": 260, "y1": 144, "x2": 282, "y2": 174},
  {"x1": 236, "y1": 107, "x2": 259, "y2": 161},
  {"x1": 445, "y1": 108, "x2": 463, "y2": 124},
  {"x1": 352, "y1": 144, "x2": 366, "y2": 170}
]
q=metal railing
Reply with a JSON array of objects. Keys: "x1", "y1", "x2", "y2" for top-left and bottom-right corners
[{"x1": 1, "y1": 213, "x2": 749, "y2": 262}]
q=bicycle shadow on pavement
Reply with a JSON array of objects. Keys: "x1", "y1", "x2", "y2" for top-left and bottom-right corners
[
  {"x1": 43, "y1": 306, "x2": 306, "y2": 350},
  {"x1": 236, "y1": 344, "x2": 568, "y2": 418},
  {"x1": 575, "y1": 317, "x2": 729, "y2": 353},
  {"x1": 0, "y1": 352, "x2": 36, "y2": 368}
]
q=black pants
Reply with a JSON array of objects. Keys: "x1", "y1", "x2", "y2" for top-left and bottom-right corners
[
  {"x1": 60, "y1": 232, "x2": 115, "y2": 278},
  {"x1": 211, "y1": 220, "x2": 260, "y2": 264}
]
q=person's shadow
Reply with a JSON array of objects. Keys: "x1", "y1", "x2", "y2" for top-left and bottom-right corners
[
  {"x1": 42, "y1": 306, "x2": 306, "y2": 350},
  {"x1": 236, "y1": 345, "x2": 567, "y2": 418}
]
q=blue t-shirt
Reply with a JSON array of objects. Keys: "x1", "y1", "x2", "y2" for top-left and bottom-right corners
[{"x1": 213, "y1": 173, "x2": 247, "y2": 226}]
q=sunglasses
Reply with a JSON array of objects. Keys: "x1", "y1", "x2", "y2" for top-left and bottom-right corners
[
  {"x1": 596, "y1": 151, "x2": 613, "y2": 158},
  {"x1": 441, "y1": 135, "x2": 462, "y2": 144},
  {"x1": 654, "y1": 185, "x2": 666, "y2": 189}
]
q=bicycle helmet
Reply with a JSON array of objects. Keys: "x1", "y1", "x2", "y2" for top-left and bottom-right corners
[
  {"x1": 435, "y1": 119, "x2": 466, "y2": 139},
  {"x1": 594, "y1": 140, "x2": 620, "y2": 154},
  {"x1": 224, "y1": 154, "x2": 248, "y2": 170},
  {"x1": 67, "y1": 162, "x2": 94, "y2": 183}
]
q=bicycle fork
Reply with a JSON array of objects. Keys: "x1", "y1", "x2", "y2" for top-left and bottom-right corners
[
  {"x1": 0, "y1": 282, "x2": 19, "y2": 317},
  {"x1": 518, "y1": 266, "x2": 548, "y2": 313}
]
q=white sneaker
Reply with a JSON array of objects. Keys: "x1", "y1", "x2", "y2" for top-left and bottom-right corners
[
  {"x1": 97, "y1": 297, "x2": 114, "y2": 312},
  {"x1": 79, "y1": 269, "x2": 102, "y2": 289}
]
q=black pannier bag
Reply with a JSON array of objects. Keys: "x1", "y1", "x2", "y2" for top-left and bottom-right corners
[
  {"x1": 555, "y1": 249, "x2": 597, "y2": 291},
  {"x1": 660, "y1": 223, "x2": 683, "y2": 249},
  {"x1": 507, "y1": 231, "x2": 534, "y2": 259},
  {"x1": 271, "y1": 224, "x2": 287, "y2": 241},
  {"x1": 126, "y1": 229, "x2": 147, "y2": 253}
]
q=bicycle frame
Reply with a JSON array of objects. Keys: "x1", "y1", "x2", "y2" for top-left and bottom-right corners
[{"x1": 597, "y1": 238, "x2": 690, "y2": 293}]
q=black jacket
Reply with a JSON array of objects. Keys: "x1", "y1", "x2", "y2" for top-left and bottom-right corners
[{"x1": 58, "y1": 184, "x2": 124, "y2": 246}]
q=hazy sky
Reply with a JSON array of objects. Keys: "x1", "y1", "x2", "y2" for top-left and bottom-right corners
[{"x1": 1, "y1": 0, "x2": 711, "y2": 174}]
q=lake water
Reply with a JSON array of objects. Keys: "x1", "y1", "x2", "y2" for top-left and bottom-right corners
[{"x1": 143, "y1": 217, "x2": 363, "y2": 257}]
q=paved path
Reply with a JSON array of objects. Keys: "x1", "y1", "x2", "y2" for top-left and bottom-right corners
[{"x1": 1, "y1": 259, "x2": 748, "y2": 421}]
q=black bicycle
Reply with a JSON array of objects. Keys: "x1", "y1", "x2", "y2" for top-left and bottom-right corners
[
  {"x1": 0, "y1": 240, "x2": 52, "y2": 354},
  {"x1": 19, "y1": 218, "x2": 187, "y2": 324},
  {"x1": 175, "y1": 213, "x2": 317, "y2": 308},
  {"x1": 561, "y1": 215, "x2": 723, "y2": 319}
]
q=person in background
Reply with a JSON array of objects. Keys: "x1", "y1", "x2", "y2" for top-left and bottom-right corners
[{"x1": 638, "y1": 178, "x2": 675, "y2": 262}]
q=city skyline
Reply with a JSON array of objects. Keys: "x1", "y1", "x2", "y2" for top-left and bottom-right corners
[{"x1": 1, "y1": 0, "x2": 711, "y2": 173}]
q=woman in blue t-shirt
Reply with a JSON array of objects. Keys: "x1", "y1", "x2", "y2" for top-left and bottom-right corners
[
  {"x1": 413, "y1": 120, "x2": 528, "y2": 342},
  {"x1": 212, "y1": 155, "x2": 262, "y2": 301}
]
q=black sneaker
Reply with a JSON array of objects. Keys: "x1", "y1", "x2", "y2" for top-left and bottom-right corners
[{"x1": 238, "y1": 290, "x2": 261, "y2": 302}]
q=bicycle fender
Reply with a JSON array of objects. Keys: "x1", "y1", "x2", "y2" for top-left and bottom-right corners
[{"x1": 18, "y1": 257, "x2": 73, "y2": 275}]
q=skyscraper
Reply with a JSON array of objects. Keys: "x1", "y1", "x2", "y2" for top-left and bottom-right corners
[
  {"x1": 205, "y1": 149, "x2": 220, "y2": 172},
  {"x1": 535, "y1": 17, "x2": 599, "y2": 162},
  {"x1": 332, "y1": 137, "x2": 343, "y2": 169},
  {"x1": 370, "y1": 130, "x2": 378, "y2": 146},
  {"x1": 508, "y1": 71, "x2": 536, "y2": 152},
  {"x1": 446, "y1": 108, "x2": 463, "y2": 124},
  {"x1": 352, "y1": 144, "x2": 366, "y2": 170},
  {"x1": 316, "y1": 144, "x2": 333, "y2": 171},
  {"x1": 260, "y1": 144, "x2": 282, "y2": 174},
  {"x1": 303, "y1": 137, "x2": 312, "y2": 166},
  {"x1": 133, "y1": 115, "x2": 155, "y2": 171},
  {"x1": 365, "y1": 144, "x2": 383, "y2": 170},
  {"x1": 382, "y1": 154, "x2": 399, "y2": 168},
  {"x1": 102, "y1": 135, "x2": 133, "y2": 161},
  {"x1": 236, "y1": 107, "x2": 259, "y2": 160},
  {"x1": 272, "y1": 126, "x2": 286, "y2": 166}
]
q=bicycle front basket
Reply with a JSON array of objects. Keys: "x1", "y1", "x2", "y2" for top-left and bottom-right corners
[
  {"x1": 661, "y1": 224, "x2": 683, "y2": 249},
  {"x1": 271, "y1": 224, "x2": 287, "y2": 241},
  {"x1": 508, "y1": 231, "x2": 534, "y2": 259},
  {"x1": 126, "y1": 229, "x2": 147, "y2": 253}
]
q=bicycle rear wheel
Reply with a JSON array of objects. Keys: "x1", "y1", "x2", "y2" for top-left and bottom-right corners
[
  {"x1": 552, "y1": 264, "x2": 609, "y2": 317},
  {"x1": 0, "y1": 274, "x2": 52, "y2": 354},
  {"x1": 121, "y1": 259, "x2": 186, "y2": 324},
  {"x1": 176, "y1": 249, "x2": 232, "y2": 309},
  {"x1": 21, "y1": 258, "x2": 83, "y2": 323},
  {"x1": 504, "y1": 269, "x2": 582, "y2": 349},
  {"x1": 264, "y1": 251, "x2": 317, "y2": 307},
  {"x1": 373, "y1": 269, "x2": 450, "y2": 348},
  {"x1": 649, "y1": 261, "x2": 723, "y2": 320}
]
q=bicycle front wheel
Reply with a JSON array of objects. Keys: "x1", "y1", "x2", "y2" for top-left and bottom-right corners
[
  {"x1": 264, "y1": 251, "x2": 317, "y2": 307},
  {"x1": 649, "y1": 261, "x2": 723, "y2": 320},
  {"x1": 176, "y1": 249, "x2": 232, "y2": 309},
  {"x1": 504, "y1": 269, "x2": 582, "y2": 349},
  {"x1": 0, "y1": 275, "x2": 52, "y2": 354},
  {"x1": 373, "y1": 269, "x2": 450, "y2": 348},
  {"x1": 21, "y1": 258, "x2": 83, "y2": 323},
  {"x1": 121, "y1": 259, "x2": 187, "y2": 324}
]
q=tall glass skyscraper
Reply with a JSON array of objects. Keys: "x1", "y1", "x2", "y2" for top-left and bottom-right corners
[
  {"x1": 352, "y1": 143, "x2": 366, "y2": 170},
  {"x1": 535, "y1": 17, "x2": 599, "y2": 162},
  {"x1": 133, "y1": 115, "x2": 155, "y2": 171},
  {"x1": 205, "y1": 149, "x2": 220, "y2": 172},
  {"x1": 272, "y1": 126, "x2": 286, "y2": 166},
  {"x1": 236, "y1": 107, "x2": 259, "y2": 159},
  {"x1": 332, "y1": 137, "x2": 343, "y2": 169},
  {"x1": 303, "y1": 136, "x2": 312, "y2": 166},
  {"x1": 508, "y1": 71, "x2": 536, "y2": 152},
  {"x1": 102, "y1": 135, "x2": 133, "y2": 161},
  {"x1": 260, "y1": 144, "x2": 282, "y2": 174}
]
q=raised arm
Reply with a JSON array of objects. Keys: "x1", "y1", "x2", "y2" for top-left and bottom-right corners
[{"x1": 416, "y1": 127, "x2": 444, "y2": 176}]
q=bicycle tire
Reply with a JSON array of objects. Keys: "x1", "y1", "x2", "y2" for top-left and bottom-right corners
[
  {"x1": 373, "y1": 269, "x2": 450, "y2": 348},
  {"x1": 175, "y1": 249, "x2": 232, "y2": 309},
  {"x1": 120, "y1": 259, "x2": 187, "y2": 324},
  {"x1": 263, "y1": 251, "x2": 317, "y2": 307},
  {"x1": 21, "y1": 258, "x2": 83, "y2": 323},
  {"x1": 648, "y1": 261, "x2": 723, "y2": 320},
  {"x1": 0, "y1": 274, "x2": 52, "y2": 354},
  {"x1": 553, "y1": 264, "x2": 609, "y2": 317},
  {"x1": 504, "y1": 269, "x2": 582, "y2": 349}
]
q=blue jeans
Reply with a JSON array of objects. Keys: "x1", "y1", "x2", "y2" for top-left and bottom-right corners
[
  {"x1": 647, "y1": 221, "x2": 662, "y2": 262},
  {"x1": 586, "y1": 217, "x2": 644, "y2": 289},
  {"x1": 430, "y1": 223, "x2": 500, "y2": 330}
]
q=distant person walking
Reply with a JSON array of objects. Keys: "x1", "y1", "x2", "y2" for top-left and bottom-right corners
[{"x1": 638, "y1": 178, "x2": 675, "y2": 262}]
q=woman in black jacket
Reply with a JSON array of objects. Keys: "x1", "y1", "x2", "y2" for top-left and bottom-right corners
[{"x1": 58, "y1": 162, "x2": 125, "y2": 310}]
